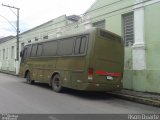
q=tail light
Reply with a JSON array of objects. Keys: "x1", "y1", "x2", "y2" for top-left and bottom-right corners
[{"x1": 88, "y1": 68, "x2": 93, "y2": 80}]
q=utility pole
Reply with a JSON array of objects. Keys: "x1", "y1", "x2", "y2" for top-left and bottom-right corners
[{"x1": 2, "y1": 3, "x2": 20, "y2": 74}]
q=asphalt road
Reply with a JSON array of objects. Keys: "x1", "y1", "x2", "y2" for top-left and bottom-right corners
[{"x1": 0, "y1": 72, "x2": 159, "y2": 114}]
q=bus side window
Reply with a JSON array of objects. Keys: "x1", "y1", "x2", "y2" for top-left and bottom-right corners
[
  {"x1": 30, "y1": 44, "x2": 37, "y2": 57},
  {"x1": 75, "y1": 36, "x2": 87, "y2": 54},
  {"x1": 27, "y1": 45, "x2": 31, "y2": 57},
  {"x1": 37, "y1": 44, "x2": 43, "y2": 57},
  {"x1": 80, "y1": 37, "x2": 87, "y2": 54},
  {"x1": 43, "y1": 41, "x2": 58, "y2": 56},
  {"x1": 75, "y1": 37, "x2": 81, "y2": 54},
  {"x1": 58, "y1": 38, "x2": 74, "y2": 56}
]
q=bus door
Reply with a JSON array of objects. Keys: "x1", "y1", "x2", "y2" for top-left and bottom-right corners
[
  {"x1": 30, "y1": 44, "x2": 38, "y2": 80},
  {"x1": 36, "y1": 44, "x2": 44, "y2": 82},
  {"x1": 36, "y1": 64, "x2": 44, "y2": 82},
  {"x1": 20, "y1": 46, "x2": 29, "y2": 76}
]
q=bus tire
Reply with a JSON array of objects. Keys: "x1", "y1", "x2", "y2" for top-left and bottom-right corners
[
  {"x1": 26, "y1": 71, "x2": 34, "y2": 84},
  {"x1": 51, "y1": 74, "x2": 63, "y2": 92}
]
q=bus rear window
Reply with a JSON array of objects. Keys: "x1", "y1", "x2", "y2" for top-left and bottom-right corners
[
  {"x1": 75, "y1": 36, "x2": 87, "y2": 54},
  {"x1": 58, "y1": 38, "x2": 74, "y2": 55}
]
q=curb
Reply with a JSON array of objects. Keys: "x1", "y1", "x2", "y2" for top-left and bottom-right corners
[{"x1": 107, "y1": 92, "x2": 160, "y2": 107}]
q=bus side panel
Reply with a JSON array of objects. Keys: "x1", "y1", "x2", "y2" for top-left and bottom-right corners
[
  {"x1": 43, "y1": 58, "x2": 57, "y2": 84},
  {"x1": 19, "y1": 63, "x2": 26, "y2": 77},
  {"x1": 70, "y1": 32, "x2": 95, "y2": 90},
  {"x1": 56, "y1": 57, "x2": 86, "y2": 89},
  {"x1": 28, "y1": 58, "x2": 38, "y2": 80},
  {"x1": 29, "y1": 57, "x2": 57, "y2": 84}
]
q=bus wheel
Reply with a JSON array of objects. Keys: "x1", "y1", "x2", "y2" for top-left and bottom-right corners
[
  {"x1": 52, "y1": 74, "x2": 63, "y2": 92},
  {"x1": 26, "y1": 72, "x2": 34, "y2": 84}
]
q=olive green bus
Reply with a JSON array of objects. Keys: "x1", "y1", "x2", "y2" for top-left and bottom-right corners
[{"x1": 19, "y1": 28, "x2": 124, "y2": 92}]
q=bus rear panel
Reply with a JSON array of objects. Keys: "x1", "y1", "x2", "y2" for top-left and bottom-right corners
[{"x1": 73, "y1": 29, "x2": 124, "y2": 91}]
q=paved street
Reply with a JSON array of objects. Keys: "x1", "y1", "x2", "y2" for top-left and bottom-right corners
[{"x1": 0, "y1": 72, "x2": 159, "y2": 114}]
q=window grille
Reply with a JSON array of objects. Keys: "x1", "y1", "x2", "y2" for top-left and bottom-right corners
[
  {"x1": 43, "y1": 35, "x2": 48, "y2": 40},
  {"x1": 123, "y1": 13, "x2": 134, "y2": 47},
  {"x1": 93, "y1": 20, "x2": 105, "y2": 29}
]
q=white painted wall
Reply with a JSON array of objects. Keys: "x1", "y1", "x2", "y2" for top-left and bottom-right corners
[
  {"x1": 0, "y1": 15, "x2": 85, "y2": 74},
  {"x1": 0, "y1": 15, "x2": 68, "y2": 73},
  {"x1": 132, "y1": 0, "x2": 146, "y2": 70}
]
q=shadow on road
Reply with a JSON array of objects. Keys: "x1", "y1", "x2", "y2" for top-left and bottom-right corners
[
  {"x1": 63, "y1": 89, "x2": 115, "y2": 100},
  {"x1": 22, "y1": 81, "x2": 52, "y2": 90},
  {"x1": 22, "y1": 80, "x2": 115, "y2": 100}
]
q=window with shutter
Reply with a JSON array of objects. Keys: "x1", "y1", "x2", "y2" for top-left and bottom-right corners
[
  {"x1": 123, "y1": 12, "x2": 134, "y2": 47},
  {"x1": 93, "y1": 20, "x2": 105, "y2": 29}
]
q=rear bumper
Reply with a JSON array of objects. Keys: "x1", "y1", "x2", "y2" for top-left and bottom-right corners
[{"x1": 76, "y1": 82, "x2": 123, "y2": 92}]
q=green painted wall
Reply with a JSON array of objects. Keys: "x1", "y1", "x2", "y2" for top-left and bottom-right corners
[
  {"x1": 87, "y1": 0, "x2": 134, "y2": 22},
  {"x1": 86, "y1": 0, "x2": 135, "y2": 91},
  {"x1": 106, "y1": 15, "x2": 122, "y2": 35},
  {"x1": 145, "y1": 3, "x2": 160, "y2": 69},
  {"x1": 131, "y1": 3, "x2": 160, "y2": 93},
  {"x1": 124, "y1": 3, "x2": 160, "y2": 93},
  {"x1": 123, "y1": 47, "x2": 133, "y2": 89},
  {"x1": 127, "y1": 70, "x2": 160, "y2": 93},
  {"x1": 86, "y1": 0, "x2": 160, "y2": 93}
]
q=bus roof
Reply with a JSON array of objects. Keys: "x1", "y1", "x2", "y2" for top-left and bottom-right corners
[{"x1": 26, "y1": 27, "x2": 121, "y2": 46}]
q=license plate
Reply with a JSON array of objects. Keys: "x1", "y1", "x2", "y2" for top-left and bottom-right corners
[{"x1": 106, "y1": 76, "x2": 113, "y2": 80}]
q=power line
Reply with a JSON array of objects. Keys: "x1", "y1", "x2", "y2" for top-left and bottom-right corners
[
  {"x1": 9, "y1": 7, "x2": 17, "y2": 16},
  {"x1": 90, "y1": 0, "x2": 153, "y2": 20},
  {"x1": 84, "y1": 0, "x2": 125, "y2": 15},
  {"x1": 18, "y1": 0, "x2": 155, "y2": 38},
  {"x1": 18, "y1": 9, "x2": 133, "y2": 42},
  {"x1": 0, "y1": 14, "x2": 17, "y2": 30},
  {"x1": 1, "y1": 0, "x2": 159, "y2": 42},
  {"x1": 0, "y1": 0, "x2": 125, "y2": 36},
  {"x1": 2, "y1": 3, "x2": 20, "y2": 63},
  {"x1": 20, "y1": 0, "x2": 126, "y2": 33},
  {"x1": 8, "y1": 0, "x2": 126, "y2": 36}
]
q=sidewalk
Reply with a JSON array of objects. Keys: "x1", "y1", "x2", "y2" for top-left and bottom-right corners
[
  {"x1": 107, "y1": 89, "x2": 160, "y2": 107},
  {"x1": 0, "y1": 70, "x2": 16, "y2": 76}
]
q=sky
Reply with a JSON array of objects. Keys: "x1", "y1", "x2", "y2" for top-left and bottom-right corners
[{"x1": 0, "y1": 0, "x2": 96, "y2": 37}]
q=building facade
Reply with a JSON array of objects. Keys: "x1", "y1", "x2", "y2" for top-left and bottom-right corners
[
  {"x1": 0, "y1": 0, "x2": 160, "y2": 93},
  {"x1": 0, "y1": 15, "x2": 84, "y2": 74},
  {"x1": 84, "y1": 0, "x2": 160, "y2": 93}
]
